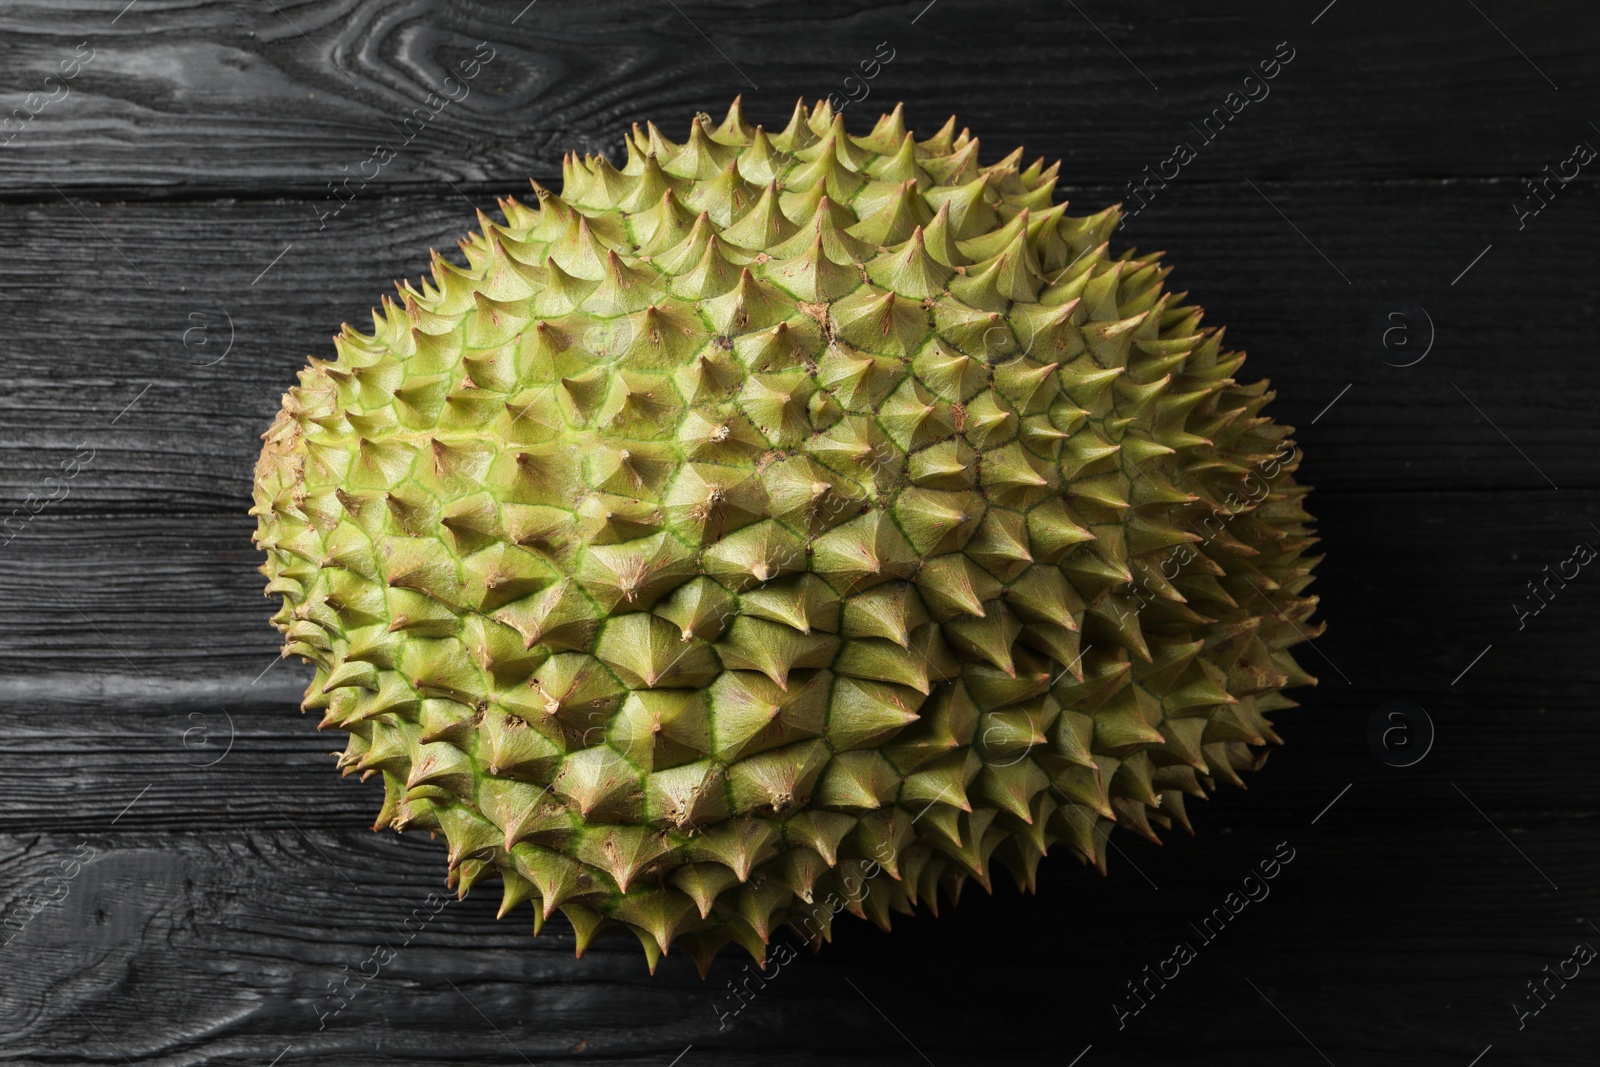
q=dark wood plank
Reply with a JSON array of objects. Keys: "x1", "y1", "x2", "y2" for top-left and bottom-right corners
[
  {"x1": 0, "y1": 807, "x2": 1593, "y2": 1066},
  {"x1": 0, "y1": 0, "x2": 1592, "y2": 197},
  {"x1": 1, "y1": 180, "x2": 1595, "y2": 522},
  {"x1": 3, "y1": 486, "x2": 1597, "y2": 828},
  {"x1": 3, "y1": 2, "x2": 1599, "y2": 1065}
]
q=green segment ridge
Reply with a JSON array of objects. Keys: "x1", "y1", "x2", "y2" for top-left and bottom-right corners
[{"x1": 252, "y1": 97, "x2": 1322, "y2": 974}]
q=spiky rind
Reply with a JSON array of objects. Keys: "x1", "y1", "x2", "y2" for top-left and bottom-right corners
[{"x1": 254, "y1": 97, "x2": 1321, "y2": 970}]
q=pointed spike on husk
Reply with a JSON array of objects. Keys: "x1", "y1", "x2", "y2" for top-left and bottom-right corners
[{"x1": 255, "y1": 98, "x2": 1320, "y2": 970}]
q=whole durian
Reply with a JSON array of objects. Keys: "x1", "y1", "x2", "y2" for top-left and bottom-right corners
[{"x1": 252, "y1": 99, "x2": 1321, "y2": 973}]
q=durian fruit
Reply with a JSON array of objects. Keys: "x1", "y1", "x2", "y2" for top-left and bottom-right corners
[{"x1": 252, "y1": 99, "x2": 1321, "y2": 973}]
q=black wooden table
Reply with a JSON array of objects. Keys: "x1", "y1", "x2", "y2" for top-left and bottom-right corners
[{"x1": 3, "y1": 2, "x2": 1596, "y2": 1064}]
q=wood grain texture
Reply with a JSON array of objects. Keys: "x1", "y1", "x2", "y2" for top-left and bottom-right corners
[
  {"x1": 0, "y1": 181, "x2": 1595, "y2": 518},
  {"x1": 0, "y1": 809, "x2": 1594, "y2": 1067},
  {"x1": 0, "y1": 0, "x2": 1594, "y2": 195},
  {"x1": 2, "y1": 1, "x2": 1598, "y2": 1065},
  {"x1": 4, "y1": 489, "x2": 1597, "y2": 691}
]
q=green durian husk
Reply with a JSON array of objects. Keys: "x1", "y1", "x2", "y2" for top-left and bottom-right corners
[{"x1": 252, "y1": 96, "x2": 1321, "y2": 975}]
